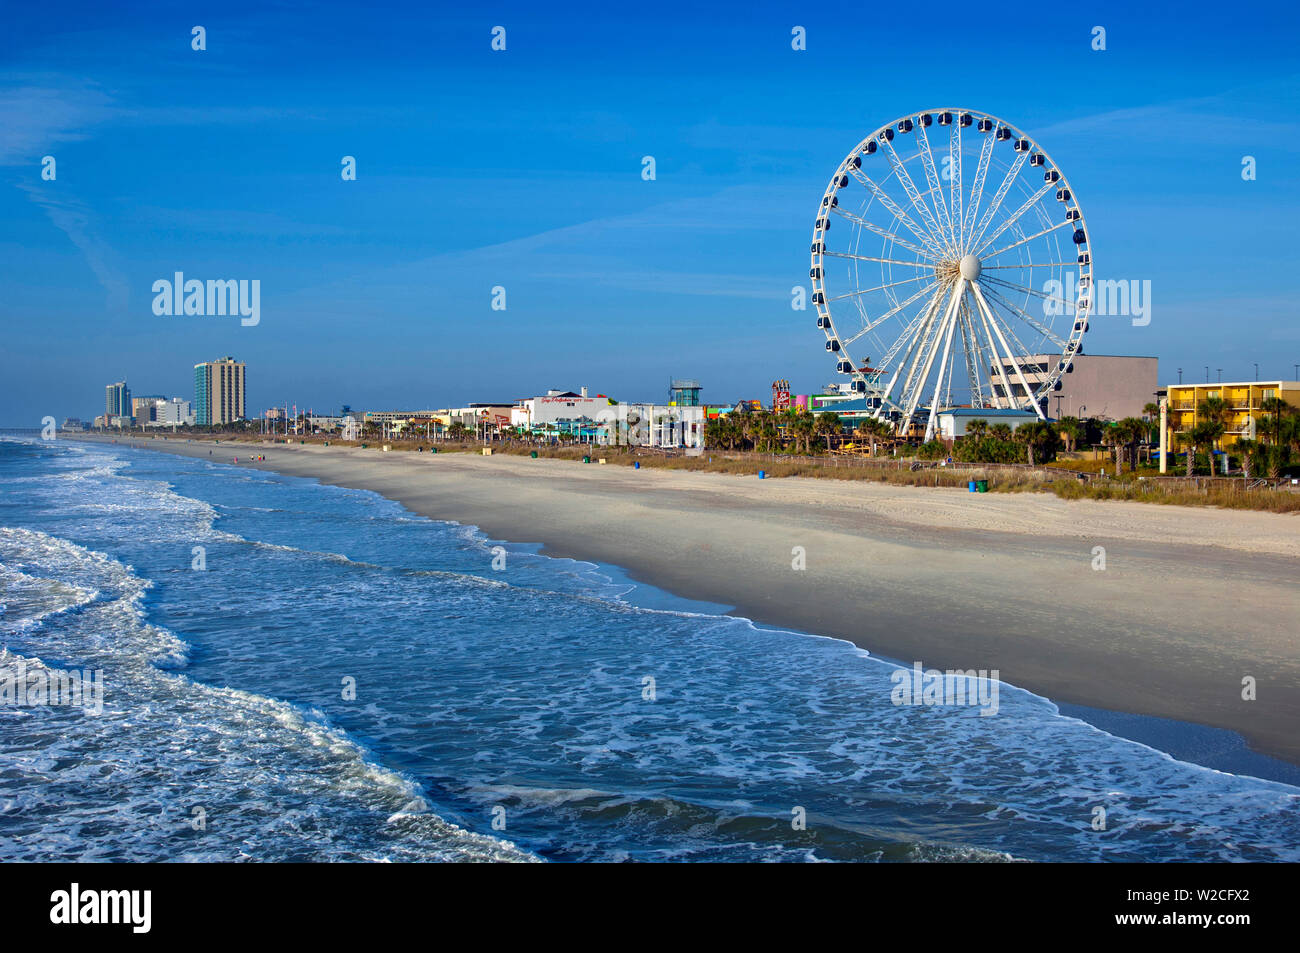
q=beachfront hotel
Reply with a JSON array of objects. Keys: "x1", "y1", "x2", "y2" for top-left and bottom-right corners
[
  {"x1": 105, "y1": 381, "x2": 131, "y2": 421},
  {"x1": 194, "y1": 356, "x2": 247, "y2": 426},
  {"x1": 1165, "y1": 380, "x2": 1300, "y2": 447}
]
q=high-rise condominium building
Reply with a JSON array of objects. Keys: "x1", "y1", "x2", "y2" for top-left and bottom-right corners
[
  {"x1": 105, "y1": 381, "x2": 132, "y2": 420},
  {"x1": 194, "y1": 357, "x2": 246, "y2": 426}
]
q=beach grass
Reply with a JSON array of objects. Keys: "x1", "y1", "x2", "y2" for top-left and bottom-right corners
[{"x1": 140, "y1": 433, "x2": 1300, "y2": 513}]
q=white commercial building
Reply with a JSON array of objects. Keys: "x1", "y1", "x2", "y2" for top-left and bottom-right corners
[
  {"x1": 937, "y1": 408, "x2": 1039, "y2": 439},
  {"x1": 150, "y1": 397, "x2": 194, "y2": 427},
  {"x1": 599, "y1": 403, "x2": 705, "y2": 449},
  {"x1": 513, "y1": 388, "x2": 613, "y2": 430}
]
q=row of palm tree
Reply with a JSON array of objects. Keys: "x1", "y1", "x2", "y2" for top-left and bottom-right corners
[
  {"x1": 951, "y1": 419, "x2": 1061, "y2": 466},
  {"x1": 697, "y1": 397, "x2": 1300, "y2": 477},
  {"x1": 704, "y1": 408, "x2": 857, "y2": 455}
]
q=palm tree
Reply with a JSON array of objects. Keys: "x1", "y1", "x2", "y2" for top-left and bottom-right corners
[
  {"x1": 1055, "y1": 416, "x2": 1083, "y2": 454},
  {"x1": 1234, "y1": 438, "x2": 1259, "y2": 479},
  {"x1": 1102, "y1": 423, "x2": 1125, "y2": 474},
  {"x1": 857, "y1": 417, "x2": 892, "y2": 456},
  {"x1": 988, "y1": 423, "x2": 1013, "y2": 442},
  {"x1": 1116, "y1": 417, "x2": 1147, "y2": 473},
  {"x1": 704, "y1": 418, "x2": 728, "y2": 450},
  {"x1": 965, "y1": 418, "x2": 989, "y2": 439},
  {"x1": 815, "y1": 412, "x2": 842, "y2": 453},
  {"x1": 1259, "y1": 397, "x2": 1291, "y2": 446},
  {"x1": 1014, "y1": 422, "x2": 1045, "y2": 466},
  {"x1": 1197, "y1": 396, "x2": 1232, "y2": 455},
  {"x1": 1188, "y1": 421, "x2": 1223, "y2": 477},
  {"x1": 789, "y1": 410, "x2": 815, "y2": 455},
  {"x1": 1024, "y1": 421, "x2": 1059, "y2": 466}
]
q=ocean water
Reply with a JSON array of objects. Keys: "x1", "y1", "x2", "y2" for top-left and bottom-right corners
[{"x1": 1, "y1": 436, "x2": 1297, "y2": 862}]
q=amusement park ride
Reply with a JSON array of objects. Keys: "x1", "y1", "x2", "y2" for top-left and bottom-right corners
[{"x1": 809, "y1": 108, "x2": 1092, "y2": 441}]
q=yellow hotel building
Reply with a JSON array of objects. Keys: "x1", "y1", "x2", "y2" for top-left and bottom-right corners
[{"x1": 1165, "y1": 381, "x2": 1300, "y2": 448}]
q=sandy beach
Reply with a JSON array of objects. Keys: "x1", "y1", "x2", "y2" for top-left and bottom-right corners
[{"x1": 82, "y1": 435, "x2": 1300, "y2": 767}]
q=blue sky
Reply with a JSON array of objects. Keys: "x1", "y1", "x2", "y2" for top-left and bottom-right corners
[{"x1": 2, "y1": 0, "x2": 1298, "y2": 424}]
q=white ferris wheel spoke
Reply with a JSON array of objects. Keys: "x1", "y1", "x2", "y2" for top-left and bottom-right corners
[
  {"x1": 981, "y1": 275, "x2": 1076, "y2": 319},
  {"x1": 973, "y1": 178, "x2": 1060, "y2": 256},
  {"x1": 831, "y1": 207, "x2": 936, "y2": 261},
  {"x1": 881, "y1": 139, "x2": 953, "y2": 257},
  {"x1": 873, "y1": 283, "x2": 950, "y2": 416},
  {"x1": 876, "y1": 281, "x2": 950, "y2": 373},
  {"x1": 969, "y1": 288, "x2": 1016, "y2": 410},
  {"x1": 875, "y1": 304, "x2": 931, "y2": 375},
  {"x1": 948, "y1": 121, "x2": 963, "y2": 255},
  {"x1": 982, "y1": 261, "x2": 1075, "y2": 269},
  {"x1": 827, "y1": 273, "x2": 929, "y2": 302},
  {"x1": 842, "y1": 280, "x2": 941, "y2": 346},
  {"x1": 967, "y1": 150, "x2": 1029, "y2": 253},
  {"x1": 974, "y1": 279, "x2": 1037, "y2": 363},
  {"x1": 923, "y1": 281, "x2": 964, "y2": 442},
  {"x1": 979, "y1": 281, "x2": 1068, "y2": 349},
  {"x1": 980, "y1": 218, "x2": 1073, "y2": 261},
  {"x1": 961, "y1": 131, "x2": 997, "y2": 249},
  {"x1": 913, "y1": 122, "x2": 957, "y2": 252},
  {"x1": 845, "y1": 167, "x2": 948, "y2": 259},
  {"x1": 897, "y1": 286, "x2": 954, "y2": 415},
  {"x1": 971, "y1": 285, "x2": 1022, "y2": 411},
  {"x1": 969, "y1": 281, "x2": 1046, "y2": 419},
  {"x1": 822, "y1": 251, "x2": 931, "y2": 268},
  {"x1": 902, "y1": 280, "x2": 965, "y2": 433},
  {"x1": 957, "y1": 297, "x2": 987, "y2": 408}
]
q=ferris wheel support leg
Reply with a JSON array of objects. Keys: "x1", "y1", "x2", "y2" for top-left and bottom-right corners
[
  {"x1": 901, "y1": 280, "x2": 963, "y2": 438},
  {"x1": 970, "y1": 280, "x2": 1047, "y2": 421},
  {"x1": 875, "y1": 284, "x2": 947, "y2": 426},
  {"x1": 924, "y1": 281, "x2": 964, "y2": 443},
  {"x1": 976, "y1": 302, "x2": 1016, "y2": 412},
  {"x1": 883, "y1": 284, "x2": 946, "y2": 413}
]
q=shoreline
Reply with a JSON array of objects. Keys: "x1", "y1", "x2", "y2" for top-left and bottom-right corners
[{"x1": 56, "y1": 433, "x2": 1300, "y2": 772}]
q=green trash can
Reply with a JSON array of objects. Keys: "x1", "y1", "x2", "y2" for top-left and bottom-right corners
[
  {"x1": 976, "y1": 479, "x2": 989, "y2": 493},
  {"x1": 530, "y1": 451, "x2": 538, "y2": 458},
  {"x1": 431, "y1": 447, "x2": 438, "y2": 454},
  {"x1": 582, "y1": 455, "x2": 591, "y2": 464}
]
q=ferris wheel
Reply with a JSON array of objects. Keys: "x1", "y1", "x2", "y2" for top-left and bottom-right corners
[{"x1": 809, "y1": 109, "x2": 1093, "y2": 440}]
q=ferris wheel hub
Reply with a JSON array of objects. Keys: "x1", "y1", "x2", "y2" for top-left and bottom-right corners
[{"x1": 958, "y1": 254, "x2": 982, "y2": 281}]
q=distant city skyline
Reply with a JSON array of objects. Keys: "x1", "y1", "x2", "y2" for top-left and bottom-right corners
[{"x1": 3, "y1": 0, "x2": 1299, "y2": 426}]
